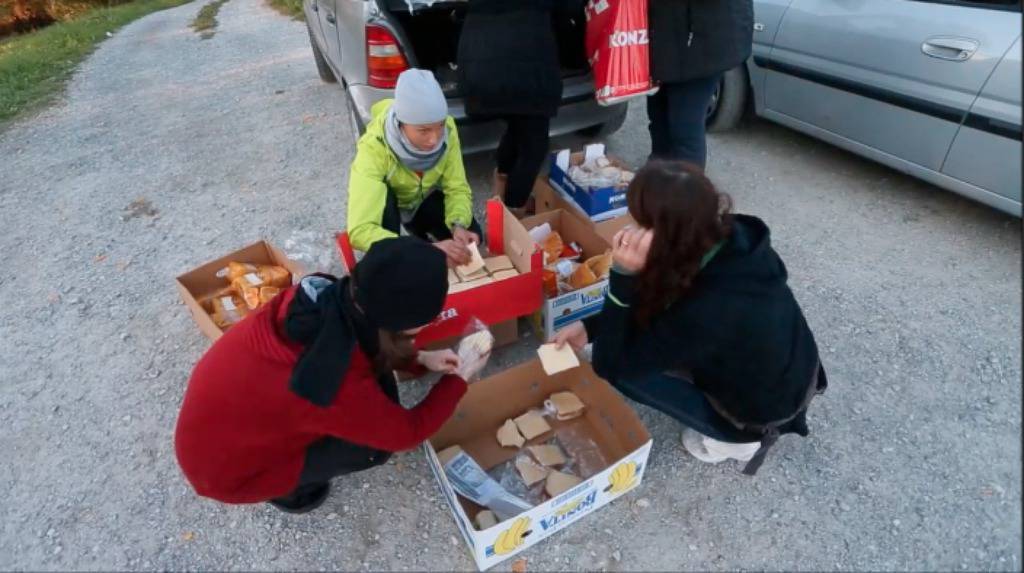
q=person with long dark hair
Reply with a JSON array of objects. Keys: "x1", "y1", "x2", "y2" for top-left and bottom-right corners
[
  {"x1": 175, "y1": 237, "x2": 483, "y2": 513},
  {"x1": 552, "y1": 161, "x2": 826, "y2": 474},
  {"x1": 457, "y1": 0, "x2": 565, "y2": 218}
]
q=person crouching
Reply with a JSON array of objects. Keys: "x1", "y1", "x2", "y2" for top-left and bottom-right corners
[{"x1": 174, "y1": 237, "x2": 482, "y2": 513}]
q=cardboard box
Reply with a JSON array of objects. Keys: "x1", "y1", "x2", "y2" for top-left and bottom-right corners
[
  {"x1": 534, "y1": 178, "x2": 635, "y2": 246},
  {"x1": 336, "y1": 200, "x2": 544, "y2": 345},
  {"x1": 549, "y1": 146, "x2": 632, "y2": 221},
  {"x1": 520, "y1": 210, "x2": 612, "y2": 340},
  {"x1": 424, "y1": 359, "x2": 653, "y2": 571},
  {"x1": 176, "y1": 241, "x2": 305, "y2": 341}
]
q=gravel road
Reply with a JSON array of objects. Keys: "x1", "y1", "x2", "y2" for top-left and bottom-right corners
[{"x1": 0, "y1": 0, "x2": 1020, "y2": 570}]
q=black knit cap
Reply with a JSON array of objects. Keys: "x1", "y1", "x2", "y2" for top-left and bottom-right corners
[{"x1": 353, "y1": 236, "x2": 448, "y2": 331}]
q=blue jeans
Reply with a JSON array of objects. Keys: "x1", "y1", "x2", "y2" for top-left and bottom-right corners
[
  {"x1": 647, "y1": 74, "x2": 722, "y2": 167},
  {"x1": 613, "y1": 371, "x2": 762, "y2": 444}
]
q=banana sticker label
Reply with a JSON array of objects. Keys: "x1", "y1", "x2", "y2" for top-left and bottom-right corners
[
  {"x1": 603, "y1": 461, "x2": 641, "y2": 495},
  {"x1": 485, "y1": 516, "x2": 533, "y2": 557}
]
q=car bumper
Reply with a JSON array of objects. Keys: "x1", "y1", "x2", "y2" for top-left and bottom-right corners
[{"x1": 347, "y1": 76, "x2": 626, "y2": 154}]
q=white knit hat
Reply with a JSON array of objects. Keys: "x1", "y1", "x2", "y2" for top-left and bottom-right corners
[{"x1": 393, "y1": 69, "x2": 448, "y2": 125}]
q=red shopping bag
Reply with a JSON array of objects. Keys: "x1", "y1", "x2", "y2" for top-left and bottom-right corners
[{"x1": 585, "y1": 0, "x2": 659, "y2": 106}]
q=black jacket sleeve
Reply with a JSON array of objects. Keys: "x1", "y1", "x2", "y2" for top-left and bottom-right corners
[{"x1": 587, "y1": 271, "x2": 709, "y2": 383}]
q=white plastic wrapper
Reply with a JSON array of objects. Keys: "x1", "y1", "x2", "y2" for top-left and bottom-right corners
[
  {"x1": 568, "y1": 154, "x2": 635, "y2": 190},
  {"x1": 281, "y1": 230, "x2": 341, "y2": 274},
  {"x1": 528, "y1": 222, "x2": 552, "y2": 244},
  {"x1": 444, "y1": 450, "x2": 532, "y2": 521},
  {"x1": 454, "y1": 318, "x2": 494, "y2": 383}
]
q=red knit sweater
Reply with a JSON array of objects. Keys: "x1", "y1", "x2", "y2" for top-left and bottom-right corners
[{"x1": 174, "y1": 287, "x2": 466, "y2": 503}]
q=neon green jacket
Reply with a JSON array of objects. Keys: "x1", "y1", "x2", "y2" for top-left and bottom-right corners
[{"x1": 346, "y1": 99, "x2": 473, "y2": 252}]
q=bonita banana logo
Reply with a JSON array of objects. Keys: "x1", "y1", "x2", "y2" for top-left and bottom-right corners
[
  {"x1": 485, "y1": 516, "x2": 532, "y2": 557},
  {"x1": 604, "y1": 461, "x2": 640, "y2": 494}
]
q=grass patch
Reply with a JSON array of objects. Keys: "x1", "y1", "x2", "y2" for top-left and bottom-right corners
[
  {"x1": 266, "y1": 0, "x2": 303, "y2": 21},
  {"x1": 189, "y1": 0, "x2": 229, "y2": 39},
  {"x1": 0, "y1": 0, "x2": 192, "y2": 124}
]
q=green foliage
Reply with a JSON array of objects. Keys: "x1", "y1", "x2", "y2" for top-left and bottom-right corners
[
  {"x1": 0, "y1": 0, "x2": 191, "y2": 124},
  {"x1": 266, "y1": 0, "x2": 303, "y2": 21}
]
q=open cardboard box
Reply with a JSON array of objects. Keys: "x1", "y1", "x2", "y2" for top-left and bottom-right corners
[
  {"x1": 176, "y1": 240, "x2": 305, "y2": 341},
  {"x1": 548, "y1": 146, "x2": 632, "y2": 221},
  {"x1": 424, "y1": 359, "x2": 652, "y2": 571},
  {"x1": 533, "y1": 178, "x2": 635, "y2": 246},
  {"x1": 520, "y1": 209, "x2": 613, "y2": 340},
  {"x1": 336, "y1": 199, "x2": 543, "y2": 346}
]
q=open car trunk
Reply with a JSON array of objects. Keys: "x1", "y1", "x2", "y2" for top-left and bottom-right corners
[{"x1": 382, "y1": 0, "x2": 590, "y2": 96}]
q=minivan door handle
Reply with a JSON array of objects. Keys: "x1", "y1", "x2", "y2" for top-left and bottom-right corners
[{"x1": 922, "y1": 37, "x2": 979, "y2": 62}]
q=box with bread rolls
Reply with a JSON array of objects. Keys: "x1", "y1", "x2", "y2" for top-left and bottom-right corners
[
  {"x1": 520, "y1": 209, "x2": 617, "y2": 340},
  {"x1": 335, "y1": 199, "x2": 544, "y2": 346},
  {"x1": 176, "y1": 240, "x2": 305, "y2": 342}
]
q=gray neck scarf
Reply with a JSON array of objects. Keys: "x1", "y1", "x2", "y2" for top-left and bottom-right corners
[{"x1": 384, "y1": 109, "x2": 447, "y2": 172}]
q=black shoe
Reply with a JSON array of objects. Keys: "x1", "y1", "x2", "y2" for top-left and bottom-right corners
[{"x1": 268, "y1": 482, "x2": 331, "y2": 514}]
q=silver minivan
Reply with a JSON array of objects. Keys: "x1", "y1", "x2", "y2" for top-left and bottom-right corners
[
  {"x1": 708, "y1": 0, "x2": 1022, "y2": 216},
  {"x1": 303, "y1": 0, "x2": 627, "y2": 154}
]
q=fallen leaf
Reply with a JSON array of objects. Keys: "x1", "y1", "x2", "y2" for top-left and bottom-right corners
[
  {"x1": 94, "y1": 254, "x2": 107, "y2": 263},
  {"x1": 182, "y1": 531, "x2": 194, "y2": 541},
  {"x1": 511, "y1": 558, "x2": 527, "y2": 573}
]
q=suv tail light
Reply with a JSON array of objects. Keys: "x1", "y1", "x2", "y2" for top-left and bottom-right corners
[{"x1": 366, "y1": 24, "x2": 409, "y2": 89}]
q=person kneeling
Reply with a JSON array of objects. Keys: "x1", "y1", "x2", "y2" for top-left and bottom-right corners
[
  {"x1": 175, "y1": 237, "x2": 484, "y2": 513},
  {"x1": 347, "y1": 68, "x2": 481, "y2": 268},
  {"x1": 553, "y1": 161, "x2": 826, "y2": 475}
]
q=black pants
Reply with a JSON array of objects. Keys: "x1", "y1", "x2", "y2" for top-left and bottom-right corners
[
  {"x1": 647, "y1": 74, "x2": 722, "y2": 167},
  {"x1": 273, "y1": 374, "x2": 401, "y2": 504},
  {"x1": 613, "y1": 371, "x2": 812, "y2": 443},
  {"x1": 276, "y1": 437, "x2": 391, "y2": 502},
  {"x1": 613, "y1": 371, "x2": 763, "y2": 443},
  {"x1": 496, "y1": 115, "x2": 550, "y2": 208},
  {"x1": 382, "y1": 186, "x2": 482, "y2": 241}
]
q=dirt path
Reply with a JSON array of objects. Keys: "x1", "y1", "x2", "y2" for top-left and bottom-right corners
[{"x1": 0, "y1": 0, "x2": 1020, "y2": 570}]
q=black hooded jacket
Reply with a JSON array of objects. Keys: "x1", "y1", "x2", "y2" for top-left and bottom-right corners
[
  {"x1": 456, "y1": 0, "x2": 565, "y2": 118},
  {"x1": 649, "y1": 0, "x2": 754, "y2": 84},
  {"x1": 585, "y1": 214, "x2": 822, "y2": 426}
]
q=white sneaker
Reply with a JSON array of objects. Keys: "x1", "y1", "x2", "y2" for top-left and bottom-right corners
[{"x1": 681, "y1": 428, "x2": 761, "y2": 464}]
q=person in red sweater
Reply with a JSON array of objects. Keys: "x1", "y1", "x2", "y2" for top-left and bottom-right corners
[{"x1": 175, "y1": 237, "x2": 484, "y2": 513}]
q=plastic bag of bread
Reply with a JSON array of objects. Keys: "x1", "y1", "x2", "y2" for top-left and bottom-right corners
[
  {"x1": 259, "y1": 286, "x2": 282, "y2": 306},
  {"x1": 224, "y1": 262, "x2": 259, "y2": 281},
  {"x1": 232, "y1": 278, "x2": 261, "y2": 310},
  {"x1": 541, "y1": 232, "x2": 564, "y2": 265},
  {"x1": 542, "y1": 269, "x2": 559, "y2": 298},
  {"x1": 258, "y1": 265, "x2": 292, "y2": 288},
  {"x1": 568, "y1": 261, "x2": 598, "y2": 290},
  {"x1": 585, "y1": 250, "x2": 613, "y2": 279},
  {"x1": 211, "y1": 293, "x2": 249, "y2": 329},
  {"x1": 455, "y1": 318, "x2": 495, "y2": 383},
  {"x1": 224, "y1": 262, "x2": 292, "y2": 288},
  {"x1": 198, "y1": 285, "x2": 237, "y2": 313}
]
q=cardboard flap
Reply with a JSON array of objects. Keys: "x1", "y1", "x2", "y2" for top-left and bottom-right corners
[
  {"x1": 500, "y1": 203, "x2": 539, "y2": 273},
  {"x1": 533, "y1": 179, "x2": 635, "y2": 245}
]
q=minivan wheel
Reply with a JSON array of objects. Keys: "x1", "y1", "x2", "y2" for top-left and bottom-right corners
[
  {"x1": 307, "y1": 25, "x2": 337, "y2": 83},
  {"x1": 706, "y1": 66, "x2": 748, "y2": 133}
]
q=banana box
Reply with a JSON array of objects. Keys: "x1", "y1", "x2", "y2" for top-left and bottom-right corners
[
  {"x1": 520, "y1": 209, "x2": 614, "y2": 340},
  {"x1": 424, "y1": 358, "x2": 653, "y2": 571}
]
